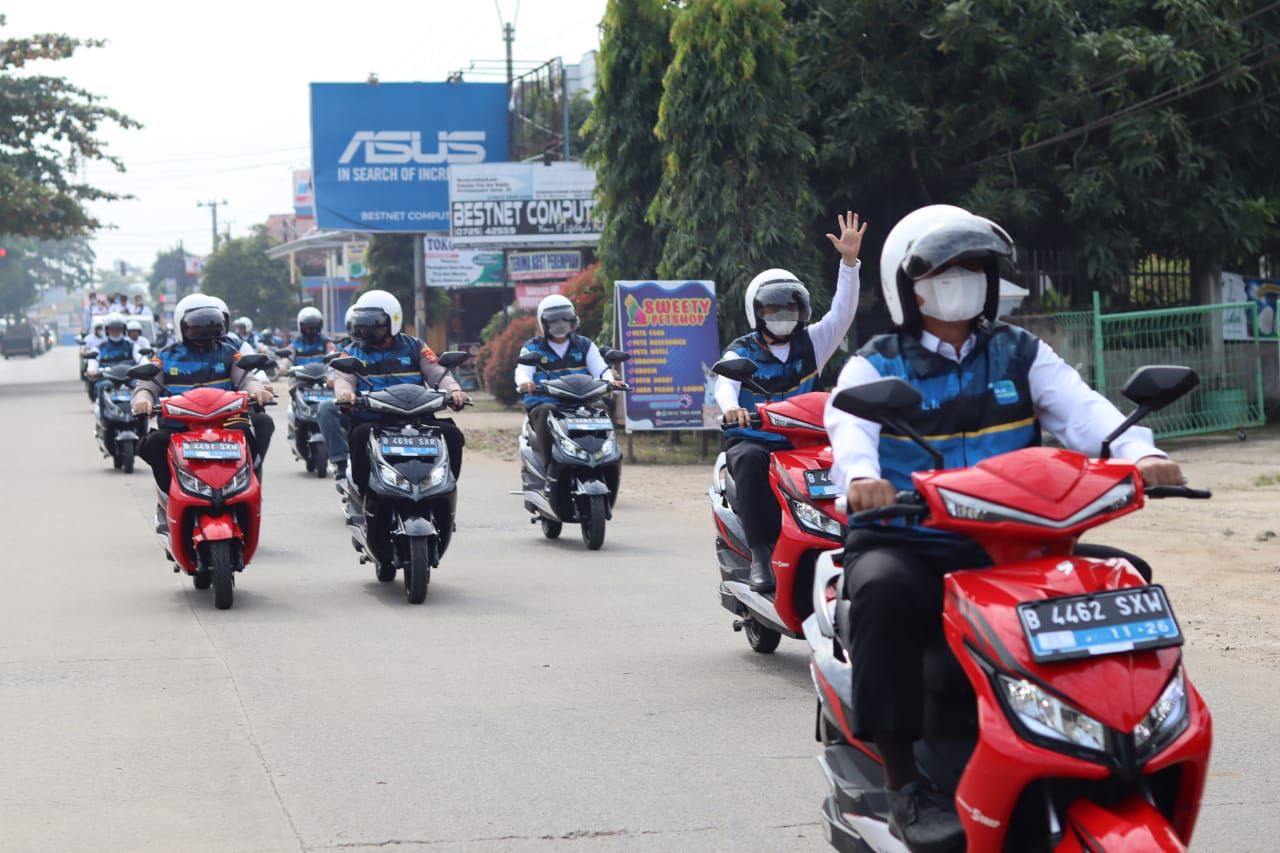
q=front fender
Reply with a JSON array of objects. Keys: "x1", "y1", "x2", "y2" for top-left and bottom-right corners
[
  {"x1": 396, "y1": 515, "x2": 436, "y2": 537},
  {"x1": 572, "y1": 479, "x2": 610, "y2": 496},
  {"x1": 1054, "y1": 796, "x2": 1186, "y2": 852},
  {"x1": 192, "y1": 513, "x2": 242, "y2": 546}
]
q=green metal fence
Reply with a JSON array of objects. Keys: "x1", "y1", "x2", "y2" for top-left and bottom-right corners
[{"x1": 1009, "y1": 297, "x2": 1265, "y2": 439}]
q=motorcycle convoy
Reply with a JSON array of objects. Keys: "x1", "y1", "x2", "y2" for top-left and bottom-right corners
[{"x1": 79, "y1": 203, "x2": 1217, "y2": 852}]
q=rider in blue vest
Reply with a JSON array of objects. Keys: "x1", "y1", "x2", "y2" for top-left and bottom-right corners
[
  {"x1": 288, "y1": 306, "x2": 334, "y2": 366},
  {"x1": 824, "y1": 205, "x2": 1187, "y2": 851},
  {"x1": 86, "y1": 313, "x2": 140, "y2": 400},
  {"x1": 514, "y1": 294, "x2": 615, "y2": 494},
  {"x1": 131, "y1": 295, "x2": 274, "y2": 516},
  {"x1": 714, "y1": 212, "x2": 868, "y2": 592}
]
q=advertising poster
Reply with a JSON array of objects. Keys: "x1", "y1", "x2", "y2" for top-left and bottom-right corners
[
  {"x1": 449, "y1": 162, "x2": 599, "y2": 246},
  {"x1": 1221, "y1": 272, "x2": 1251, "y2": 341},
  {"x1": 424, "y1": 235, "x2": 504, "y2": 288},
  {"x1": 515, "y1": 281, "x2": 566, "y2": 310},
  {"x1": 507, "y1": 250, "x2": 582, "y2": 281},
  {"x1": 309, "y1": 82, "x2": 508, "y2": 232},
  {"x1": 1245, "y1": 277, "x2": 1280, "y2": 338},
  {"x1": 292, "y1": 169, "x2": 314, "y2": 218},
  {"x1": 615, "y1": 280, "x2": 720, "y2": 431}
]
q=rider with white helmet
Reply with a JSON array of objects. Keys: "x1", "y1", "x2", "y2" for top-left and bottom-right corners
[
  {"x1": 514, "y1": 294, "x2": 619, "y2": 492},
  {"x1": 124, "y1": 318, "x2": 150, "y2": 358},
  {"x1": 289, "y1": 306, "x2": 333, "y2": 366},
  {"x1": 823, "y1": 205, "x2": 1184, "y2": 850},
  {"x1": 713, "y1": 212, "x2": 868, "y2": 593},
  {"x1": 130, "y1": 294, "x2": 274, "y2": 506}
]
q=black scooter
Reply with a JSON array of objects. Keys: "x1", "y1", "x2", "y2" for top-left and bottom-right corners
[
  {"x1": 329, "y1": 352, "x2": 470, "y2": 604},
  {"x1": 282, "y1": 351, "x2": 333, "y2": 478},
  {"x1": 87, "y1": 350, "x2": 150, "y2": 473},
  {"x1": 515, "y1": 349, "x2": 629, "y2": 550}
]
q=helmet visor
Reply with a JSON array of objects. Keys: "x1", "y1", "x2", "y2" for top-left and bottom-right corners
[
  {"x1": 753, "y1": 281, "x2": 811, "y2": 325},
  {"x1": 542, "y1": 305, "x2": 578, "y2": 337},
  {"x1": 181, "y1": 307, "x2": 226, "y2": 344},
  {"x1": 300, "y1": 321, "x2": 322, "y2": 336},
  {"x1": 901, "y1": 219, "x2": 1014, "y2": 281},
  {"x1": 350, "y1": 307, "x2": 391, "y2": 342}
]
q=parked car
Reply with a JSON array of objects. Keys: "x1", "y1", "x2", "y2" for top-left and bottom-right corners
[{"x1": 2, "y1": 320, "x2": 40, "y2": 359}]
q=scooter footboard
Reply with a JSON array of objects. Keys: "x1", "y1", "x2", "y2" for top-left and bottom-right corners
[{"x1": 1055, "y1": 796, "x2": 1186, "y2": 852}]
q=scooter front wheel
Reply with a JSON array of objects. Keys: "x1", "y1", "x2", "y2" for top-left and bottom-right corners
[
  {"x1": 406, "y1": 535, "x2": 431, "y2": 604},
  {"x1": 312, "y1": 443, "x2": 328, "y2": 478},
  {"x1": 208, "y1": 540, "x2": 236, "y2": 610},
  {"x1": 118, "y1": 439, "x2": 135, "y2": 474},
  {"x1": 581, "y1": 494, "x2": 607, "y2": 550}
]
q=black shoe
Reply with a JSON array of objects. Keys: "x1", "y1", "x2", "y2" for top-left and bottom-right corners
[
  {"x1": 887, "y1": 780, "x2": 965, "y2": 853},
  {"x1": 748, "y1": 543, "x2": 775, "y2": 593}
]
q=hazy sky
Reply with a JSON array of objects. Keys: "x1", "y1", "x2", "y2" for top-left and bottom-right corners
[{"x1": 6, "y1": 0, "x2": 607, "y2": 271}]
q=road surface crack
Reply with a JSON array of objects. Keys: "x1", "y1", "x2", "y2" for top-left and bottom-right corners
[{"x1": 314, "y1": 824, "x2": 722, "y2": 848}]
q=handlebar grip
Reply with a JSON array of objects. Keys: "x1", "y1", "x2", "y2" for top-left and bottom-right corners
[
  {"x1": 720, "y1": 413, "x2": 763, "y2": 429},
  {"x1": 1146, "y1": 485, "x2": 1212, "y2": 500},
  {"x1": 851, "y1": 504, "x2": 930, "y2": 524}
]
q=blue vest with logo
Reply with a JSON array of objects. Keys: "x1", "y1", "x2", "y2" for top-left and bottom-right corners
[
  {"x1": 97, "y1": 337, "x2": 135, "y2": 366},
  {"x1": 290, "y1": 334, "x2": 331, "y2": 365},
  {"x1": 860, "y1": 322, "x2": 1042, "y2": 493},
  {"x1": 157, "y1": 341, "x2": 241, "y2": 395},
  {"x1": 520, "y1": 335, "x2": 593, "y2": 409},
  {"x1": 343, "y1": 334, "x2": 426, "y2": 392},
  {"x1": 723, "y1": 330, "x2": 821, "y2": 443}
]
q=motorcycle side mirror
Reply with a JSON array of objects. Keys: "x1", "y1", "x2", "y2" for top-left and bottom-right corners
[
  {"x1": 322, "y1": 351, "x2": 343, "y2": 364},
  {"x1": 274, "y1": 348, "x2": 294, "y2": 358},
  {"x1": 83, "y1": 349, "x2": 100, "y2": 360},
  {"x1": 237, "y1": 353, "x2": 271, "y2": 372},
  {"x1": 602, "y1": 348, "x2": 630, "y2": 365},
  {"x1": 711, "y1": 357, "x2": 770, "y2": 396},
  {"x1": 127, "y1": 363, "x2": 162, "y2": 381},
  {"x1": 1100, "y1": 365, "x2": 1200, "y2": 460},
  {"x1": 516, "y1": 352, "x2": 544, "y2": 367},
  {"x1": 833, "y1": 379, "x2": 944, "y2": 470},
  {"x1": 436, "y1": 350, "x2": 470, "y2": 370},
  {"x1": 136, "y1": 347, "x2": 154, "y2": 357},
  {"x1": 75, "y1": 333, "x2": 85, "y2": 344},
  {"x1": 327, "y1": 356, "x2": 365, "y2": 374}
]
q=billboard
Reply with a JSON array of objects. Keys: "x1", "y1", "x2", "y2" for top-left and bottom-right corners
[
  {"x1": 1245, "y1": 277, "x2": 1280, "y2": 338},
  {"x1": 292, "y1": 169, "x2": 314, "y2": 217},
  {"x1": 515, "y1": 281, "x2": 566, "y2": 310},
  {"x1": 309, "y1": 82, "x2": 508, "y2": 232},
  {"x1": 449, "y1": 162, "x2": 599, "y2": 247},
  {"x1": 508, "y1": 250, "x2": 582, "y2": 281},
  {"x1": 615, "y1": 280, "x2": 720, "y2": 431},
  {"x1": 424, "y1": 235, "x2": 504, "y2": 288}
]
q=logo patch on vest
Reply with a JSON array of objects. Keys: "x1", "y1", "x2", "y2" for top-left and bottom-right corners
[
  {"x1": 169, "y1": 366, "x2": 179, "y2": 376},
  {"x1": 400, "y1": 356, "x2": 411, "y2": 365},
  {"x1": 991, "y1": 380, "x2": 1019, "y2": 405}
]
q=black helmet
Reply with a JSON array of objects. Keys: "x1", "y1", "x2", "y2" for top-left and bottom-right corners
[{"x1": 179, "y1": 306, "x2": 226, "y2": 349}]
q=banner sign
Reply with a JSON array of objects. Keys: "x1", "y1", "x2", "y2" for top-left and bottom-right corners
[
  {"x1": 343, "y1": 241, "x2": 369, "y2": 278},
  {"x1": 448, "y1": 162, "x2": 600, "y2": 246},
  {"x1": 1245, "y1": 277, "x2": 1280, "y2": 338},
  {"x1": 615, "y1": 280, "x2": 720, "y2": 431},
  {"x1": 507, "y1": 250, "x2": 582, "y2": 281},
  {"x1": 292, "y1": 169, "x2": 314, "y2": 217},
  {"x1": 424, "y1": 235, "x2": 504, "y2": 288},
  {"x1": 515, "y1": 281, "x2": 566, "y2": 310},
  {"x1": 309, "y1": 82, "x2": 508, "y2": 232}
]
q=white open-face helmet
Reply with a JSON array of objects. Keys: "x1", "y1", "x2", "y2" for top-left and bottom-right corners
[
  {"x1": 172, "y1": 293, "x2": 226, "y2": 347},
  {"x1": 233, "y1": 316, "x2": 253, "y2": 334},
  {"x1": 344, "y1": 306, "x2": 356, "y2": 337},
  {"x1": 744, "y1": 269, "x2": 811, "y2": 342},
  {"x1": 103, "y1": 312, "x2": 127, "y2": 339},
  {"x1": 297, "y1": 306, "x2": 324, "y2": 335},
  {"x1": 879, "y1": 204, "x2": 1015, "y2": 333},
  {"x1": 126, "y1": 319, "x2": 143, "y2": 333},
  {"x1": 536, "y1": 294, "x2": 578, "y2": 339},
  {"x1": 351, "y1": 289, "x2": 403, "y2": 340}
]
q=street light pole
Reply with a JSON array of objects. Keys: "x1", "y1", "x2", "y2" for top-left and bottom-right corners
[{"x1": 197, "y1": 199, "x2": 229, "y2": 251}]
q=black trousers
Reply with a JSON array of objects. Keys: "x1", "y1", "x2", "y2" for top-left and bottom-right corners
[
  {"x1": 249, "y1": 411, "x2": 274, "y2": 467},
  {"x1": 140, "y1": 420, "x2": 258, "y2": 493},
  {"x1": 527, "y1": 403, "x2": 557, "y2": 463},
  {"x1": 348, "y1": 417, "x2": 464, "y2": 495},
  {"x1": 724, "y1": 437, "x2": 786, "y2": 549},
  {"x1": 841, "y1": 527, "x2": 1152, "y2": 740}
]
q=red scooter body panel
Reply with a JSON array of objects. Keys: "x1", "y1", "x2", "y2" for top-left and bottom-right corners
[{"x1": 160, "y1": 388, "x2": 263, "y2": 574}]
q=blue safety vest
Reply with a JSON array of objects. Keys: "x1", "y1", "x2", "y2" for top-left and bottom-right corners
[
  {"x1": 860, "y1": 322, "x2": 1042, "y2": 492},
  {"x1": 342, "y1": 334, "x2": 427, "y2": 392},
  {"x1": 519, "y1": 335, "x2": 593, "y2": 409},
  {"x1": 290, "y1": 334, "x2": 331, "y2": 365},
  {"x1": 723, "y1": 331, "x2": 821, "y2": 443},
  {"x1": 156, "y1": 341, "x2": 241, "y2": 395},
  {"x1": 96, "y1": 338, "x2": 136, "y2": 366}
]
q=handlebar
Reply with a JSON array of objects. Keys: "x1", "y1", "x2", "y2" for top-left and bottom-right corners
[
  {"x1": 850, "y1": 490, "x2": 928, "y2": 525},
  {"x1": 1146, "y1": 484, "x2": 1212, "y2": 500},
  {"x1": 721, "y1": 413, "x2": 763, "y2": 430}
]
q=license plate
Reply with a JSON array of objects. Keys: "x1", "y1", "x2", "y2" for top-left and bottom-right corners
[
  {"x1": 302, "y1": 392, "x2": 334, "y2": 402},
  {"x1": 111, "y1": 392, "x2": 133, "y2": 403},
  {"x1": 803, "y1": 468, "x2": 841, "y2": 499},
  {"x1": 564, "y1": 417, "x2": 612, "y2": 431},
  {"x1": 379, "y1": 435, "x2": 439, "y2": 457},
  {"x1": 1018, "y1": 585, "x2": 1183, "y2": 663},
  {"x1": 182, "y1": 440, "x2": 242, "y2": 460}
]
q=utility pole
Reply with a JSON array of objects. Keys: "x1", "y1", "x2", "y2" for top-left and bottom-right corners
[
  {"x1": 197, "y1": 199, "x2": 228, "y2": 251},
  {"x1": 503, "y1": 18, "x2": 515, "y2": 329}
]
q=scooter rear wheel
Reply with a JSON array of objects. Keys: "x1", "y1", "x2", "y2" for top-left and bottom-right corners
[
  {"x1": 540, "y1": 518, "x2": 562, "y2": 539},
  {"x1": 744, "y1": 619, "x2": 781, "y2": 654}
]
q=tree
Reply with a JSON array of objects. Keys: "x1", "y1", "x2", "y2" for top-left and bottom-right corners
[
  {"x1": 794, "y1": 0, "x2": 1280, "y2": 304},
  {"x1": 651, "y1": 0, "x2": 820, "y2": 340},
  {"x1": 0, "y1": 17, "x2": 140, "y2": 240},
  {"x1": 148, "y1": 245, "x2": 189, "y2": 304},
  {"x1": 584, "y1": 0, "x2": 674, "y2": 317},
  {"x1": 0, "y1": 235, "x2": 93, "y2": 321},
  {"x1": 362, "y1": 233, "x2": 450, "y2": 331},
  {"x1": 200, "y1": 226, "x2": 295, "y2": 329}
]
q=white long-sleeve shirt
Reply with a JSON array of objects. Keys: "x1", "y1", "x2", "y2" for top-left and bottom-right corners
[
  {"x1": 513, "y1": 337, "x2": 610, "y2": 388},
  {"x1": 824, "y1": 330, "x2": 1165, "y2": 492},
  {"x1": 715, "y1": 260, "x2": 861, "y2": 413}
]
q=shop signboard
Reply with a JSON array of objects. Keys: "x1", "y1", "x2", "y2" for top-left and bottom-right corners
[
  {"x1": 449, "y1": 162, "x2": 599, "y2": 247},
  {"x1": 424, "y1": 235, "x2": 504, "y2": 288}
]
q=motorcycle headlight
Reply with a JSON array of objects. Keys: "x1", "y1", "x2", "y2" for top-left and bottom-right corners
[
  {"x1": 1134, "y1": 668, "x2": 1188, "y2": 754},
  {"x1": 376, "y1": 460, "x2": 412, "y2": 492},
  {"x1": 176, "y1": 467, "x2": 215, "y2": 498},
  {"x1": 222, "y1": 464, "x2": 252, "y2": 497},
  {"x1": 101, "y1": 397, "x2": 124, "y2": 417},
  {"x1": 429, "y1": 464, "x2": 449, "y2": 487},
  {"x1": 558, "y1": 436, "x2": 589, "y2": 460},
  {"x1": 595, "y1": 435, "x2": 618, "y2": 459},
  {"x1": 786, "y1": 495, "x2": 844, "y2": 541},
  {"x1": 998, "y1": 675, "x2": 1106, "y2": 752}
]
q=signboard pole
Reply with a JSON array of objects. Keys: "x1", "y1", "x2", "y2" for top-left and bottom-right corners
[{"x1": 414, "y1": 234, "x2": 426, "y2": 338}]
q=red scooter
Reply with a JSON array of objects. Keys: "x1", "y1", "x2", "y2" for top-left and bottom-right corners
[
  {"x1": 130, "y1": 358, "x2": 270, "y2": 610},
  {"x1": 708, "y1": 357, "x2": 847, "y2": 653},
  {"x1": 807, "y1": 365, "x2": 1212, "y2": 852}
]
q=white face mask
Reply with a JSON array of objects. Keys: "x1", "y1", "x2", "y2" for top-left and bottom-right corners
[
  {"x1": 108, "y1": 332, "x2": 124, "y2": 342},
  {"x1": 764, "y1": 318, "x2": 798, "y2": 338},
  {"x1": 914, "y1": 268, "x2": 987, "y2": 322}
]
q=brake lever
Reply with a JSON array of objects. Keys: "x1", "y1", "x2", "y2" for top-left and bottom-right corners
[{"x1": 1145, "y1": 485, "x2": 1212, "y2": 500}]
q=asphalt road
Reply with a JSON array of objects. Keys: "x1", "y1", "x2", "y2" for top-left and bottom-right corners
[{"x1": 1, "y1": 347, "x2": 1277, "y2": 852}]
